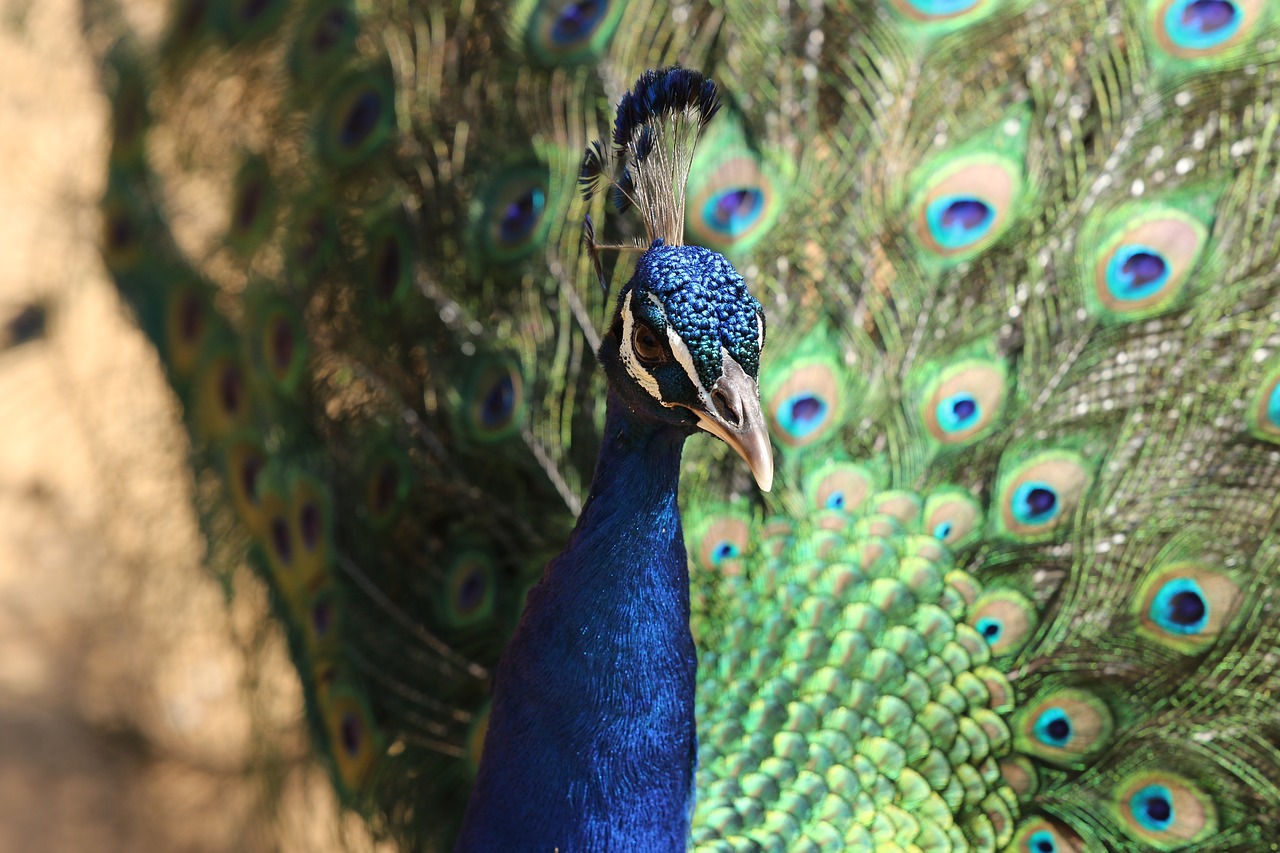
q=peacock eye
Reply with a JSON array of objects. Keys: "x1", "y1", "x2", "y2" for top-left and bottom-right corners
[{"x1": 632, "y1": 323, "x2": 666, "y2": 364}]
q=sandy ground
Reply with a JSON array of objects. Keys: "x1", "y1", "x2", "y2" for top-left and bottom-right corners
[{"x1": 0, "y1": 2, "x2": 384, "y2": 849}]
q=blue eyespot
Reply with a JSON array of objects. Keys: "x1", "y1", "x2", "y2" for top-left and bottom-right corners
[
  {"x1": 933, "y1": 521, "x2": 954, "y2": 540},
  {"x1": 778, "y1": 393, "x2": 829, "y2": 439},
  {"x1": 551, "y1": 0, "x2": 606, "y2": 43},
  {"x1": 320, "y1": 72, "x2": 394, "y2": 167},
  {"x1": 311, "y1": 599, "x2": 333, "y2": 637},
  {"x1": 825, "y1": 490, "x2": 846, "y2": 510},
  {"x1": 340, "y1": 91, "x2": 385, "y2": 150},
  {"x1": 703, "y1": 187, "x2": 764, "y2": 238},
  {"x1": 1267, "y1": 382, "x2": 1280, "y2": 429},
  {"x1": 925, "y1": 195, "x2": 995, "y2": 250},
  {"x1": 270, "y1": 516, "x2": 293, "y2": 564},
  {"x1": 1164, "y1": 0, "x2": 1241, "y2": 51},
  {"x1": 1011, "y1": 481, "x2": 1059, "y2": 525},
  {"x1": 480, "y1": 374, "x2": 516, "y2": 428},
  {"x1": 482, "y1": 167, "x2": 552, "y2": 261},
  {"x1": 467, "y1": 361, "x2": 523, "y2": 441},
  {"x1": 340, "y1": 711, "x2": 364, "y2": 756},
  {"x1": 530, "y1": 0, "x2": 619, "y2": 61},
  {"x1": 936, "y1": 392, "x2": 981, "y2": 433},
  {"x1": 1151, "y1": 578, "x2": 1209, "y2": 635},
  {"x1": 903, "y1": 0, "x2": 980, "y2": 14},
  {"x1": 1027, "y1": 830, "x2": 1058, "y2": 853},
  {"x1": 1130, "y1": 783, "x2": 1175, "y2": 832},
  {"x1": 457, "y1": 567, "x2": 489, "y2": 614},
  {"x1": 307, "y1": 8, "x2": 355, "y2": 57},
  {"x1": 712, "y1": 541, "x2": 740, "y2": 565},
  {"x1": 1033, "y1": 707, "x2": 1074, "y2": 748},
  {"x1": 1106, "y1": 244, "x2": 1171, "y2": 301},
  {"x1": 446, "y1": 555, "x2": 495, "y2": 626},
  {"x1": 975, "y1": 616, "x2": 1003, "y2": 644},
  {"x1": 500, "y1": 186, "x2": 547, "y2": 244},
  {"x1": 233, "y1": 0, "x2": 280, "y2": 28}
]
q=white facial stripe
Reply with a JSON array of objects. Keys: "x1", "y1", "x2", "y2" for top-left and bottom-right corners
[
  {"x1": 756, "y1": 314, "x2": 765, "y2": 351},
  {"x1": 620, "y1": 291, "x2": 663, "y2": 401},
  {"x1": 664, "y1": 328, "x2": 715, "y2": 413}
]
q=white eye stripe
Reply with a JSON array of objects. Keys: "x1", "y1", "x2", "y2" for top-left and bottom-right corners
[
  {"x1": 642, "y1": 292, "x2": 711, "y2": 401},
  {"x1": 665, "y1": 327, "x2": 714, "y2": 411},
  {"x1": 621, "y1": 291, "x2": 719, "y2": 408},
  {"x1": 620, "y1": 291, "x2": 663, "y2": 402}
]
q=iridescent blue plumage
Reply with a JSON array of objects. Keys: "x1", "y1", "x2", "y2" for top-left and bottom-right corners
[
  {"x1": 625, "y1": 243, "x2": 763, "y2": 385},
  {"x1": 455, "y1": 68, "x2": 771, "y2": 851},
  {"x1": 455, "y1": 395, "x2": 699, "y2": 851}
]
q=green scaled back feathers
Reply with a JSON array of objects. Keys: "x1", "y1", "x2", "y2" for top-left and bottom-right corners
[{"x1": 89, "y1": 0, "x2": 1280, "y2": 850}]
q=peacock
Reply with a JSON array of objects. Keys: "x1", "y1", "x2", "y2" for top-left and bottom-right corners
[{"x1": 86, "y1": 0, "x2": 1280, "y2": 850}]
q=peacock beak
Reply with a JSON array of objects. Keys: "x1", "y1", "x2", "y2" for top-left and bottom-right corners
[{"x1": 687, "y1": 354, "x2": 774, "y2": 492}]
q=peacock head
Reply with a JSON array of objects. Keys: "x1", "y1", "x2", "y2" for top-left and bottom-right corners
[{"x1": 599, "y1": 240, "x2": 773, "y2": 491}]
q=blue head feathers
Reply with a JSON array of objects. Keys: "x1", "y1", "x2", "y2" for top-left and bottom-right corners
[{"x1": 624, "y1": 241, "x2": 763, "y2": 385}]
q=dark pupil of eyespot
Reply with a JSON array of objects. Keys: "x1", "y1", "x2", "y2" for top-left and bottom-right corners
[
  {"x1": 790, "y1": 395, "x2": 823, "y2": 423},
  {"x1": 1122, "y1": 251, "x2": 1167, "y2": 289},
  {"x1": 311, "y1": 9, "x2": 348, "y2": 52},
  {"x1": 482, "y1": 375, "x2": 515, "y2": 426},
  {"x1": 108, "y1": 212, "x2": 134, "y2": 250},
  {"x1": 239, "y1": 0, "x2": 270, "y2": 24},
  {"x1": 299, "y1": 502, "x2": 321, "y2": 550},
  {"x1": 341, "y1": 712, "x2": 362, "y2": 754},
  {"x1": 500, "y1": 188, "x2": 543, "y2": 242},
  {"x1": 220, "y1": 365, "x2": 244, "y2": 413},
  {"x1": 459, "y1": 571, "x2": 486, "y2": 610},
  {"x1": 1145, "y1": 794, "x2": 1172, "y2": 822},
  {"x1": 341, "y1": 91, "x2": 381, "y2": 148},
  {"x1": 270, "y1": 517, "x2": 291, "y2": 562},
  {"x1": 179, "y1": 0, "x2": 208, "y2": 33},
  {"x1": 1046, "y1": 717, "x2": 1071, "y2": 741},
  {"x1": 1169, "y1": 589, "x2": 1207, "y2": 625},
  {"x1": 1184, "y1": 0, "x2": 1237, "y2": 33},
  {"x1": 941, "y1": 198, "x2": 991, "y2": 229},
  {"x1": 241, "y1": 456, "x2": 263, "y2": 500},
  {"x1": 1026, "y1": 487, "x2": 1056, "y2": 516},
  {"x1": 554, "y1": 0, "x2": 602, "y2": 39},
  {"x1": 179, "y1": 295, "x2": 204, "y2": 341},
  {"x1": 235, "y1": 181, "x2": 262, "y2": 231},
  {"x1": 271, "y1": 319, "x2": 294, "y2": 371},
  {"x1": 312, "y1": 600, "x2": 331, "y2": 634}
]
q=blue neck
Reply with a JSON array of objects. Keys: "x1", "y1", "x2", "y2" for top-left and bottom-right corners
[{"x1": 456, "y1": 392, "x2": 697, "y2": 852}]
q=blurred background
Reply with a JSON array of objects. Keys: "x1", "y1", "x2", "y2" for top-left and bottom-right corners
[{"x1": 0, "y1": 1, "x2": 383, "y2": 848}]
